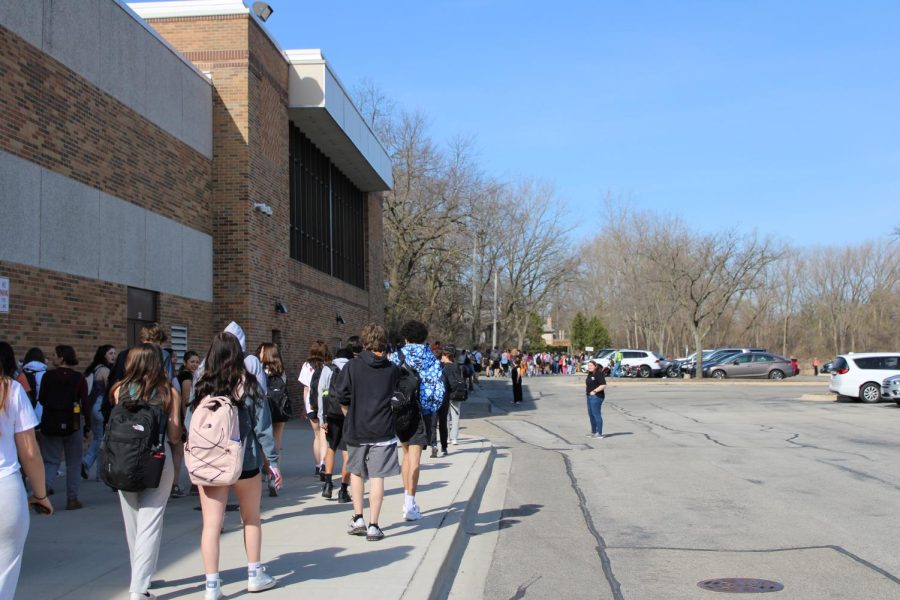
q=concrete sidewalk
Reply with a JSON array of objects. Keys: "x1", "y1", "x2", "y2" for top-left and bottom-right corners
[{"x1": 17, "y1": 404, "x2": 493, "y2": 600}]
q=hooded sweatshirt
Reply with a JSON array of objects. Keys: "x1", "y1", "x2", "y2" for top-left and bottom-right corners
[
  {"x1": 192, "y1": 321, "x2": 267, "y2": 402},
  {"x1": 18, "y1": 361, "x2": 48, "y2": 420},
  {"x1": 390, "y1": 343, "x2": 445, "y2": 414},
  {"x1": 335, "y1": 351, "x2": 400, "y2": 445}
]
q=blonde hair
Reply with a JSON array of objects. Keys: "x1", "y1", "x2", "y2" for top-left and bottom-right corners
[{"x1": 0, "y1": 376, "x2": 9, "y2": 417}]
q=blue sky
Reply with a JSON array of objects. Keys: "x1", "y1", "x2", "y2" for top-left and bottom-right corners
[{"x1": 186, "y1": 1, "x2": 900, "y2": 245}]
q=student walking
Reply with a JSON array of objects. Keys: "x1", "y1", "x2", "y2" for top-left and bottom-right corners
[
  {"x1": 440, "y1": 348, "x2": 467, "y2": 449},
  {"x1": 0, "y1": 342, "x2": 53, "y2": 600},
  {"x1": 511, "y1": 354, "x2": 524, "y2": 404},
  {"x1": 298, "y1": 341, "x2": 331, "y2": 478},
  {"x1": 108, "y1": 344, "x2": 181, "y2": 600},
  {"x1": 190, "y1": 332, "x2": 281, "y2": 599},
  {"x1": 258, "y1": 343, "x2": 290, "y2": 497},
  {"x1": 17, "y1": 347, "x2": 48, "y2": 414},
  {"x1": 334, "y1": 323, "x2": 401, "y2": 541},
  {"x1": 585, "y1": 361, "x2": 607, "y2": 438},
  {"x1": 172, "y1": 350, "x2": 200, "y2": 498},
  {"x1": 38, "y1": 345, "x2": 89, "y2": 509},
  {"x1": 81, "y1": 344, "x2": 116, "y2": 480},
  {"x1": 321, "y1": 346, "x2": 355, "y2": 502},
  {"x1": 391, "y1": 320, "x2": 445, "y2": 521}
]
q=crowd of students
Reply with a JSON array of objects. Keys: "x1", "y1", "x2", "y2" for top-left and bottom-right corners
[{"x1": 0, "y1": 318, "x2": 472, "y2": 599}]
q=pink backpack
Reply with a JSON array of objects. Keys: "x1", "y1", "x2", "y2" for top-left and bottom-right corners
[{"x1": 185, "y1": 395, "x2": 244, "y2": 486}]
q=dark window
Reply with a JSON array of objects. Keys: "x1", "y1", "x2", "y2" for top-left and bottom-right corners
[
  {"x1": 855, "y1": 356, "x2": 900, "y2": 370},
  {"x1": 289, "y1": 125, "x2": 368, "y2": 289},
  {"x1": 127, "y1": 287, "x2": 158, "y2": 347}
]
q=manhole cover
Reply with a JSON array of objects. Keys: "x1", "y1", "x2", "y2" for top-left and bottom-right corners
[{"x1": 698, "y1": 578, "x2": 784, "y2": 593}]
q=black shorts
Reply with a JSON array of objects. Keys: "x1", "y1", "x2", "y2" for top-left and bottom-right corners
[
  {"x1": 239, "y1": 468, "x2": 260, "y2": 480},
  {"x1": 325, "y1": 416, "x2": 346, "y2": 451},
  {"x1": 400, "y1": 412, "x2": 430, "y2": 448}
]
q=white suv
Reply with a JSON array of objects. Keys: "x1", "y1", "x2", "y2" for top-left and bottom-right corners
[
  {"x1": 602, "y1": 349, "x2": 669, "y2": 378},
  {"x1": 828, "y1": 353, "x2": 900, "y2": 403}
]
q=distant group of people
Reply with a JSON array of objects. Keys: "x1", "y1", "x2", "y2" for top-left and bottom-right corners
[
  {"x1": 482, "y1": 348, "x2": 582, "y2": 378},
  {"x1": 0, "y1": 318, "x2": 473, "y2": 599}
]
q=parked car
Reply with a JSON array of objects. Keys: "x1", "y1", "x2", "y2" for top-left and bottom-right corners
[
  {"x1": 703, "y1": 352, "x2": 794, "y2": 380},
  {"x1": 580, "y1": 348, "x2": 615, "y2": 373},
  {"x1": 882, "y1": 374, "x2": 900, "y2": 405},
  {"x1": 680, "y1": 347, "x2": 765, "y2": 374},
  {"x1": 820, "y1": 361, "x2": 834, "y2": 374},
  {"x1": 603, "y1": 349, "x2": 669, "y2": 378},
  {"x1": 829, "y1": 353, "x2": 900, "y2": 403}
]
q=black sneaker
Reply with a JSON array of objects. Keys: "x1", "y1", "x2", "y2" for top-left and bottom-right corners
[
  {"x1": 268, "y1": 482, "x2": 278, "y2": 497},
  {"x1": 81, "y1": 464, "x2": 89, "y2": 480},
  {"x1": 430, "y1": 446, "x2": 438, "y2": 458},
  {"x1": 366, "y1": 524, "x2": 385, "y2": 541},
  {"x1": 338, "y1": 487, "x2": 351, "y2": 503},
  {"x1": 322, "y1": 481, "x2": 333, "y2": 499}
]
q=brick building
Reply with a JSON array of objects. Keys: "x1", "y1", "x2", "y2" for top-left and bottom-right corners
[{"x1": 0, "y1": 0, "x2": 391, "y2": 387}]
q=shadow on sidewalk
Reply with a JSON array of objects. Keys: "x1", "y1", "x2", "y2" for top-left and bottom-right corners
[{"x1": 154, "y1": 545, "x2": 415, "y2": 598}]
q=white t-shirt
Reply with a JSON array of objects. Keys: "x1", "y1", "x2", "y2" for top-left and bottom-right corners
[
  {"x1": 1, "y1": 380, "x2": 39, "y2": 480},
  {"x1": 298, "y1": 362, "x2": 316, "y2": 414}
]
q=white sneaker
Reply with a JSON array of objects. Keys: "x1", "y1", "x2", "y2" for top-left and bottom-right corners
[
  {"x1": 204, "y1": 579, "x2": 223, "y2": 600},
  {"x1": 450, "y1": 439, "x2": 459, "y2": 445},
  {"x1": 248, "y1": 566, "x2": 276, "y2": 592},
  {"x1": 593, "y1": 433, "x2": 605, "y2": 439},
  {"x1": 348, "y1": 516, "x2": 367, "y2": 536},
  {"x1": 403, "y1": 504, "x2": 422, "y2": 521}
]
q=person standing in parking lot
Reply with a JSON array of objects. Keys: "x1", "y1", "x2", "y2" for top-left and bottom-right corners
[{"x1": 585, "y1": 361, "x2": 607, "y2": 438}]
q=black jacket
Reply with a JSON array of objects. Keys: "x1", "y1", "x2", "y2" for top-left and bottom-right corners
[{"x1": 336, "y1": 351, "x2": 400, "y2": 444}]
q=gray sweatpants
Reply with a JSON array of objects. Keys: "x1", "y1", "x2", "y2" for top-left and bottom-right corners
[
  {"x1": 0, "y1": 473, "x2": 29, "y2": 600},
  {"x1": 39, "y1": 431, "x2": 82, "y2": 500},
  {"x1": 449, "y1": 401, "x2": 462, "y2": 441},
  {"x1": 118, "y1": 453, "x2": 175, "y2": 595}
]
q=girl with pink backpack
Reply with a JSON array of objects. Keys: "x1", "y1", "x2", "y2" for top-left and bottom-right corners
[{"x1": 186, "y1": 332, "x2": 282, "y2": 599}]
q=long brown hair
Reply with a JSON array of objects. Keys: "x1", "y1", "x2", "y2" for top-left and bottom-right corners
[
  {"x1": 0, "y1": 376, "x2": 9, "y2": 417},
  {"x1": 306, "y1": 340, "x2": 332, "y2": 370},
  {"x1": 111, "y1": 344, "x2": 171, "y2": 411},
  {"x1": 193, "y1": 332, "x2": 259, "y2": 408},
  {"x1": 258, "y1": 342, "x2": 284, "y2": 376}
]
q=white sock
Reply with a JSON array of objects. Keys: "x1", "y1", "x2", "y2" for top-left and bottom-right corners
[
  {"x1": 403, "y1": 492, "x2": 411, "y2": 507},
  {"x1": 206, "y1": 573, "x2": 219, "y2": 583},
  {"x1": 408, "y1": 494, "x2": 416, "y2": 508},
  {"x1": 248, "y1": 561, "x2": 261, "y2": 575}
]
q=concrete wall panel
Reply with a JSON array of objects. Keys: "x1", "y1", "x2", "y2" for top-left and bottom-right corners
[
  {"x1": 144, "y1": 34, "x2": 184, "y2": 138},
  {"x1": 99, "y1": 0, "x2": 147, "y2": 113},
  {"x1": 181, "y1": 226, "x2": 213, "y2": 301},
  {"x1": 0, "y1": 151, "x2": 41, "y2": 267},
  {"x1": 181, "y1": 68, "x2": 213, "y2": 158},
  {"x1": 0, "y1": 0, "x2": 43, "y2": 49},
  {"x1": 43, "y1": 0, "x2": 100, "y2": 84},
  {"x1": 99, "y1": 192, "x2": 146, "y2": 288},
  {"x1": 144, "y1": 211, "x2": 182, "y2": 295},
  {"x1": 40, "y1": 169, "x2": 100, "y2": 280}
]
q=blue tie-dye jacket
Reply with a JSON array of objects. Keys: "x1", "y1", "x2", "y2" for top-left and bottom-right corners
[{"x1": 390, "y1": 343, "x2": 445, "y2": 414}]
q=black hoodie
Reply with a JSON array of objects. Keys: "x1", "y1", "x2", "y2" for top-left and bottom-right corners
[{"x1": 335, "y1": 350, "x2": 400, "y2": 444}]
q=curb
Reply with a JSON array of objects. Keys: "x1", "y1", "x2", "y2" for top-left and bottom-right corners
[{"x1": 400, "y1": 439, "x2": 496, "y2": 600}]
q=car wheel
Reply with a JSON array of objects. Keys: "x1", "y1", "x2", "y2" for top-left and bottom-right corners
[
  {"x1": 639, "y1": 365, "x2": 651, "y2": 378},
  {"x1": 666, "y1": 365, "x2": 679, "y2": 378},
  {"x1": 768, "y1": 369, "x2": 784, "y2": 380},
  {"x1": 712, "y1": 369, "x2": 726, "y2": 380},
  {"x1": 860, "y1": 382, "x2": 881, "y2": 403}
]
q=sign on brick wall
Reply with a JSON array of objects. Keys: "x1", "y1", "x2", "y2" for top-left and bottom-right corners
[{"x1": 0, "y1": 277, "x2": 8, "y2": 313}]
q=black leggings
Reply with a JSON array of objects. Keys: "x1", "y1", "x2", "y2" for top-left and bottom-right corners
[{"x1": 435, "y1": 399, "x2": 450, "y2": 450}]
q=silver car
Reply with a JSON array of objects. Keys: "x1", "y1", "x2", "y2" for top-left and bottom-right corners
[
  {"x1": 882, "y1": 374, "x2": 900, "y2": 405},
  {"x1": 705, "y1": 352, "x2": 793, "y2": 380}
]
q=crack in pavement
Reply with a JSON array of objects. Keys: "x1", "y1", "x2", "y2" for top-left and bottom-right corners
[
  {"x1": 815, "y1": 459, "x2": 900, "y2": 492},
  {"x1": 609, "y1": 402, "x2": 732, "y2": 447},
  {"x1": 650, "y1": 402, "x2": 704, "y2": 424}
]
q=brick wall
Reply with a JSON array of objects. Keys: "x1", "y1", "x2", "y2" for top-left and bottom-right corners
[{"x1": 0, "y1": 24, "x2": 212, "y2": 233}]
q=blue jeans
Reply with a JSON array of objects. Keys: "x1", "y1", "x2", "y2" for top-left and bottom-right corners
[
  {"x1": 611, "y1": 363, "x2": 622, "y2": 378},
  {"x1": 587, "y1": 394, "x2": 604, "y2": 434},
  {"x1": 82, "y1": 400, "x2": 106, "y2": 477}
]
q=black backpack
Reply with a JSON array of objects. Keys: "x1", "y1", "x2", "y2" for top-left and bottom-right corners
[
  {"x1": 265, "y1": 372, "x2": 291, "y2": 421},
  {"x1": 39, "y1": 370, "x2": 83, "y2": 437},
  {"x1": 446, "y1": 365, "x2": 469, "y2": 402},
  {"x1": 100, "y1": 394, "x2": 167, "y2": 492},
  {"x1": 308, "y1": 366, "x2": 323, "y2": 414},
  {"x1": 22, "y1": 369, "x2": 39, "y2": 409},
  {"x1": 392, "y1": 351, "x2": 422, "y2": 440},
  {"x1": 324, "y1": 363, "x2": 346, "y2": 419}
]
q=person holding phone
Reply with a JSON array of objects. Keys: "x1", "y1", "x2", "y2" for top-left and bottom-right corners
[
  {"x1": 191, "y1": 332, "x2": 282, "y2": 599},
  {"x1": 0, "y1": 341, "x2": 53, "y2": 600}
]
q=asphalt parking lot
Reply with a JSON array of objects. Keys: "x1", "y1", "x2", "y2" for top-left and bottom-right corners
[{"x1": 463, "y1": 375, "x2": 900, "y2": 600}]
